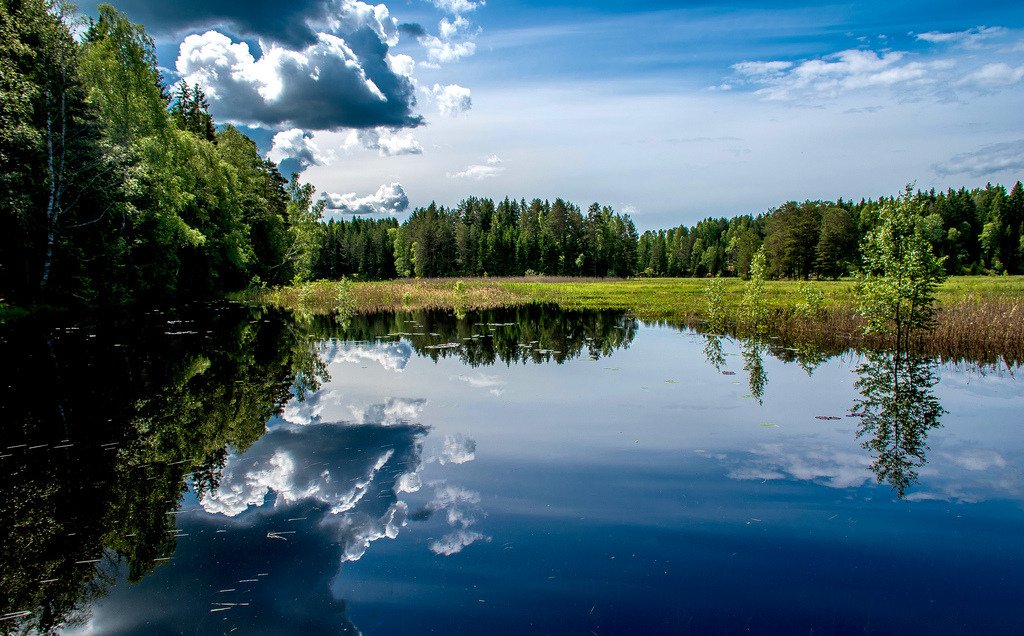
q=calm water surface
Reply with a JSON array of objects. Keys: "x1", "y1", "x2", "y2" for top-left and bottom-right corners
[{"x1": 1, "y1": 305, "x2": 1021, "y2": 634}]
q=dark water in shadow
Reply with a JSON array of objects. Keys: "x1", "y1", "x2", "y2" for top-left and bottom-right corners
[{"x1": 2, "y1": 304, "x2": 1021, "y2": 634}]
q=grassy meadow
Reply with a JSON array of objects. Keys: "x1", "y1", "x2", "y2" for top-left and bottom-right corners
[{"x1": 247, "y1": 276, "x2": 1024, "y2": 363}]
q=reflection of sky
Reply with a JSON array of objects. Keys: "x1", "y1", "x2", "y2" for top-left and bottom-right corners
[{"x1": 74, "y1": 325, "x2": 1024, "y2": 634}]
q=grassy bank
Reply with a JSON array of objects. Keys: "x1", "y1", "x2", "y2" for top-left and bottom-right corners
[{"x1": 247, "y1": 276, "x2": 1024, "y2": 363}]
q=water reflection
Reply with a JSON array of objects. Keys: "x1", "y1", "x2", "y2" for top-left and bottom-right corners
[
  {"x1": 853, "y1": 351, "x2": 945, "y2": 498},
  {"x1": 702, "y1": 335, "x2": 725, "y2": 372},
  {"x1": 0, "y1": 304, "x2": 325, "y2": 633},
  {"x1": 700, "y1": 332, "x2": 948, "y2": 498},
  {"x1": 313, "y1": 305, "x2": 638, "y2": 366},
  {"x1": 3, "y1": 305, "x2": 1020, "y2": 633},
  {"x1": 740, "y1": 339, "x2": 768, "y2": 405}
]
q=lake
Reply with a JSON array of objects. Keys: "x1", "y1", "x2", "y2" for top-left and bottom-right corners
[{"x1": 2, "y1": 304, "x2": 1021, "y2": 634}]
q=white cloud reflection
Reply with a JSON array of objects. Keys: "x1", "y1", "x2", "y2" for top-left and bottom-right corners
[
  {"x1": 325, "y1": 339, "x2": 413, "y2": 371},
  {"x1": 728, "y1": 442, "x2": 875, "y2": 489},
  {"x1": 426, "y1": 483, "x2": 490, "y2": 556}
]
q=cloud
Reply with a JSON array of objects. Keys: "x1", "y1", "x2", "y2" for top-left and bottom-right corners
[
  {"x1": 432, "y1": 0, "x2": 484, "y2": 15},
  {"x1": 176, "y1": 27, "x2": 421, "y2": 130},
  {"x1": 398, "y1": 22, "x2": 427, "y2": 38},
  {"x1": 430, "y1": 529, "x2": 487, "y2": 556},
  {"x1": 424, "y1": 483, "x2": 489, "y2": 555},
  {"x1": 915, "y1": 26, "x2": 1008, "y2": 48},
  {"x1": 320, "y1": 182, "x2": 410, "y2": 215},
  {"x1": 420, "y1": 35, "x2": 477, "y2": 66},
  {"x1": 455, "y1": 371, "x2": 505, "y2": 396},
  {"x1": 416, "y1": 11, "x2": 479, "y2": 67},
  {"x1": 933, "y1": 140, "x2": 1024, "y2": 177},
  {"x1": 267, "y1": 128, "x2": 335, "y2": 169},
  {"x1": 728, "y1": 34, "x2": 1024, "y2": 101},
  {"x1": 440, "y1": 15, "x2": 468, "y2": 39},
  {"x1": 439, "y1": 434, "x2": 477, "y2": 465},
  {"x1": 945, "y1": 448, "x2": 1007, "y2": 472},
  {"x1": 347, "y1": 397, "x2": 427, "y2": 426},
  {"x1": 446, "y1": 156, "x2": 504, "y2": 180},
  {"x1": 113, "y1": 0, "x2": 404, "y2": 48},
  {"x1": 731, "y1": 49, "x2": 950, "y2": 100},
  {"x1": 387, "y1": 53, "x2": 416, "y2": 78},
  {"x1": 428, "y1": 83, "x2": 473, "y2": 117},
  {"x1": 728, "y1": 442, "x2": 874, "y2": 489},
  {"x1": 731, "y1": 60, "x2": 793, "y2": 76},
  {"x1": 200, "y1": 421, "x2": 426, "y2": 517},
  {"x1": 956, "y1": 63, "x2": 1024, "y2": 90},
  {"x1": 94, "y1": 0, "x2": 332, "y2": 47},
  {"x1": 327, "y1": 339, "x2": 413, "y2": 371},
  {"x1": 344, "y1": 127, "x2": 424, "y2": 156}
]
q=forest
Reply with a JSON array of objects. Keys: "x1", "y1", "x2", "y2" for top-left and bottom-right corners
[
  {"x1": 2, "y1": 0, "x2": 1023, "y2": 310},
  {"x1": 318, "y1": 185, "x2": 1023, "y2": 281}
]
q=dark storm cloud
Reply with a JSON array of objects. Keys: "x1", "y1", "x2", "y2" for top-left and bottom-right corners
[
  {"x1": 87, "y1": 0, "x2": 329, "y2": 47},
  {"x1": 398, "y1": 22, "x2": 427, "y2": 38},
  {"x1": 177, "y1": 26, "x2": 422, "y2": 130}
]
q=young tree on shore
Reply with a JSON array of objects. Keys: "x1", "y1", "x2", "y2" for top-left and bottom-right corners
[{"x1": 856, "y1": 185, "x2": 947, "y2": 353}]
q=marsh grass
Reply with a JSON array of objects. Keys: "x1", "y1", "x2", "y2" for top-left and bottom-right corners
[{"x1": 244, "y1": 276, "x2": 1024, "y2": 364}]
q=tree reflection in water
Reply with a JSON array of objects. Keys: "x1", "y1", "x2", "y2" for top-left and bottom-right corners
[
  {"x1": 0, "y1": 304, "x2": 637, "y2": 633},
  {"x1": 853, "y1": 350, "x2": 945, "y2": 498},
  {"x1": 698, "y1": 332, "x2": 947, "y2": 498},
  {"x1": 740, "y1": 340, "x2": 768, "y2": 406}
]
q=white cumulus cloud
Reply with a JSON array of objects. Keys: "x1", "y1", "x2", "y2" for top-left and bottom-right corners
[
  {"x1": 267, "y1": 128, "x2": 336, "y2": 169},
  {"x1": 328, "y1": 339, "x2": 413, "y2": 371},
  {"x1": 439, "y1": 434, "x2": 477, "y2": 465},
  {"x1": 343, "y1": 127, "x2": 424, "y2": 156},
  {"x1": 432, "y1": 0, "x2": 484, "y2": 15},
  {"x1": 429, "y1": 83, "x2": 473, "y2": 116},
  {"x1": 446, "y1": 156, "x2": 505, "y2": 180},
  {"x1": 321, "y1": 182, "x2": 410, "y2": 215}
]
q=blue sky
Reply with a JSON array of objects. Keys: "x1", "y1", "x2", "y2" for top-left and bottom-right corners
[{"x1": 83, "y1": 0, "x2": 1024, "y2": 229}]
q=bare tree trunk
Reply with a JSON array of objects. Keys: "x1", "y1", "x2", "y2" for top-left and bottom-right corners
[
  {"x1": 40, "y1": 51, "x2": 67, "y2": 291},
  {"x1": 41, "y1": 81, "x2": 57, "y2": 289}
]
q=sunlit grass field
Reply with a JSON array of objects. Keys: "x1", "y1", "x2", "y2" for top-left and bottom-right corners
[{"x1": 254, "y1": 275, "x2": 1021, "y2": 318}]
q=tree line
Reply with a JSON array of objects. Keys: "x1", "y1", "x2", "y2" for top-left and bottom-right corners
[
  {"x1": 320, "y1": 182, "x2": 1022, "y2": 281},
  {"x1": 634, "y1": 185, "x2": 1023, "y2": 279}
]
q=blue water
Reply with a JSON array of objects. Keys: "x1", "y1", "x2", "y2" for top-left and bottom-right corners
[{"x1": 2, "y1": 308, "x2": 1021, "y2": 634}]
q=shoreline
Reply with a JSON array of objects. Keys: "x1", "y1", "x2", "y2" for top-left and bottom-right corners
[{"x1": 246, "y1": 276, "x2": 1024, "y2": 365}]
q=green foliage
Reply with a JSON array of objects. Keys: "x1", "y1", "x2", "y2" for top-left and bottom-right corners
[
  {"x1": 857, "y1": 186, "x2": 947, "y2": 352},
  {"x1": 703, "y1": 276, "x2": 727, "y2": 333},
  {"x1": 794, "y1": 282, "x2": 826, "y2": 318},
  {"x1": 285, "y1": 174, "x2": 325, "y2": 283},
  {"x1": 741, "y1": 246, "x2": 769, "y2": 331},
  {"x1": 169, "y1": 82, "x2": 215, "y2": 141},
  {"x1": 80, "y1": 4, "x2": 168, "y2": 147}
]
